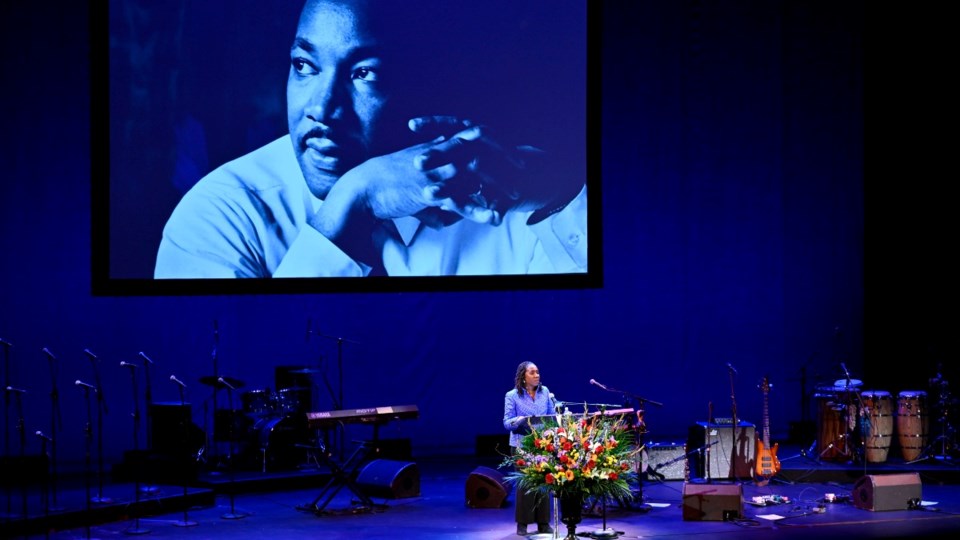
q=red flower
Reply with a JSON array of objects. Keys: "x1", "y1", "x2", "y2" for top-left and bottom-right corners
[
  {"x1": 609, "y1": 472, "x2": 618, "y2": 481},
  {"x1": 546, "y1": 473, "x2": 555, "y2": 484},
  {"x1": 516, "y1": 459, "x2": 526, "y2": 467}
]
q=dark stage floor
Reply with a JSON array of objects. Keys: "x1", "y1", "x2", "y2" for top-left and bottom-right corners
[{"x1": 5, "y1": 444, "x2": 960, "y2": 540}]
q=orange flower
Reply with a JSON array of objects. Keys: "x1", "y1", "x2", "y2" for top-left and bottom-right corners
[{"x1": 565, "y1": 470, "x2": 575, "y2": 481}]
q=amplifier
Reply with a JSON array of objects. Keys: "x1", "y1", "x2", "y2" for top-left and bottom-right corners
[
  {"x1": 687, "y1": 421, "x2": 756, "y2": 480},
  {"x1": 642, "y1": 442, "x2": 687, "y2": 480}
]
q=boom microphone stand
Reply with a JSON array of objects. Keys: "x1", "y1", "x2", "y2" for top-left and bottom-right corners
[
  {"x1": 43, "y1": 348, "x2": 63, "y2": 512},
  {"x1": 85, "y1": 349, "x2": 112, "y2": 504},
  {"x1": 170, "y1": 375, "x2": 198, "y2": 527},
  {"x1": 120, "y1": 360, "x2": 149, "y2": 535}
]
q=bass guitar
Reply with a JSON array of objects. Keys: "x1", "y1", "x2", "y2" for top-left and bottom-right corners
[{"x1": 755, "y1": 375, "x2": 781, "y2": 483}]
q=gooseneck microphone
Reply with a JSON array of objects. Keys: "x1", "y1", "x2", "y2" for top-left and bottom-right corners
[
  {"x1": 217, "y1": 377, "x2": 236, "y2": 391},
  {"x1": 75, "y1": 380, "x2": 97, "y2": 391},
  {"x1": 120, "y1": 361, "x2": 138, "y2": 369},
  {"x1": 35, "y1": 431, "x2": 53, "y2": 442},
  {"x1": 84, "y1": 349, "x2": 98, "y2": 361},
  {"x1": 42, "y1": 347, "x2": 56, "y2": 360},
  {"x1": 5, "y1": 386, "x2": 27, "y2": 394},
  {"x1": 138, "y1": 352, "x2": 154, "y2": 364},
  {"x1": 169, "y1": 375, "x2": 187, "y2": 388},
  {"x1": 589, "y1": 378, "x2": 609, "y2": 391},
  {"x1": 726, "y1": 363, "x2": 738, "y2": 375}
]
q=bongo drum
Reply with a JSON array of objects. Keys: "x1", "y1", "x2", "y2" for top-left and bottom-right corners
[
  {"x1": 860, "y1": 390, "x2": 894, "y2": 463},
  {"x1": 897, "y1": 390, "x2": 929, "y2": 461}
]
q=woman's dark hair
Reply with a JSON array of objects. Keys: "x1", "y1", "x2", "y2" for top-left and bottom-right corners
[{"x1": 514, "y1": 361, "x2": 537, "y2": 394}]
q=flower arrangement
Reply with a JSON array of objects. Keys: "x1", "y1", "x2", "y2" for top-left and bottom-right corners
[{"x1": 500, "y1": 408, "x2": 641, "y2": 503}]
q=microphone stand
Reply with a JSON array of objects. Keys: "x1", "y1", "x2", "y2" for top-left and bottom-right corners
[
  {"x1": 208, "y1": 321, "x2": 221, "y2": 469},
  {"x1": 218, "y1": 379, "x2": 247, "y2": 520},
  {"x1": 36, "y1": 432, "x2": 50, "y2": 521},
  {"x1": 79, "y1": 383, "x2": 95, "y2": 540},
  {"x1": 727, "y1": 366, "x2": 740, "y2": 482},
  {"x1": 171, "y1": 377, "x2": 198, "y2": 527},
  {"x1": 3, "y1": 339, "x2": 12, "y2": 521},
  {"x1": 86, "y1": 350, "x2": 112, "y2": 505},
  {"x1": 44, "y1": 349, "x2": 63, "y2": 512},
  {"x1": 11, "y1": 388, "x2": 27, "y2": 520},
  {"x1": 140, "y1": 353, "x2": 154, "y2": 451},
  {"x1": 314, "y1": 331, "x2": 360, "y2": 459},
  {"x1": 138, "y1": 353, "x2": 159, "y2": 496},
  {"x1": 122, "y1": 362, "x2": 149, "y2": 535}
]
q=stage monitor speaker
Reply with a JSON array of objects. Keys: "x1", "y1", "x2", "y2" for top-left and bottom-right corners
[
  {"x1": 465, "y1": 466, "x2": 510, "y2": 508},
  {"x1": 356, "y1": 459, "x2": 420, "y2": 499},
  {"x1": 687, "y1": 421, "x2": 756, "y2": 480},
  {"x1": 150, "y1": 401, "x2": 204, "y2": 457},
  {"x1": 852, "y1": 473, "x2": 922, "y2": 511},
  {"x1": 682, "y1": 482, "x2": 743, "y2": 521},
  {"x1": 642, "y1": 442, "x2": 687, "y2": 481}
]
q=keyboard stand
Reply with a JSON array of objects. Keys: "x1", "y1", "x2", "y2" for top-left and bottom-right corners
[{"x1": 297, "y1": 440, "x2": 382, "y2": 515}]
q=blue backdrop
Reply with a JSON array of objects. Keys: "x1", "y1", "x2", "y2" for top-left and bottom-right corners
[{"x1": 3, "y1": 1, "x2": 941, "y2": 473}]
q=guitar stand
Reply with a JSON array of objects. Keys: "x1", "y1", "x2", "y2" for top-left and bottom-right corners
[{"x1": 297, "y1": 440, "x2": 383, "y2": 515}]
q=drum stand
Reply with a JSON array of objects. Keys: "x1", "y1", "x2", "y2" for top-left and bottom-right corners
[{"x1": 906, "y1": 389, "x2": 957, "y2": 465}]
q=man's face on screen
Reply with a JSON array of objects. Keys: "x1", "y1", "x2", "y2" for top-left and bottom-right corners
[{"x1": 286, "y1": 0, "x2": 410, "y2": 200}]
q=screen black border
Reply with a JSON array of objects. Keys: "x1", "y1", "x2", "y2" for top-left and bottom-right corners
[{"x1": 90, "y1": 1, "x2": 602, "y2": 296}]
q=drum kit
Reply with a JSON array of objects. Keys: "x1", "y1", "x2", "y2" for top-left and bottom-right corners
[
  {"x1": 811, "y1": 367, "x2": 957, "y2": 464},
  {"x1": 200, "y1": 369, "x2": 318, "y2": 471}
]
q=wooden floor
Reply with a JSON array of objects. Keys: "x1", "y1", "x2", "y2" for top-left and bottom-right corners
[{"x1": 4, "y1": 444, "x2": 960, "y2": 539}]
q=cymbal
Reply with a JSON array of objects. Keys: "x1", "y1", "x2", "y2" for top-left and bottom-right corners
[
  {"x1": 832, "y1": 378, "x2": 862, "y2": 389},
  {"x1": 288, "y1": 368, "x2": 321, "y2": 374},
  {"x1": 199, "y1": 375, "x2": 245, "y2": 389}
]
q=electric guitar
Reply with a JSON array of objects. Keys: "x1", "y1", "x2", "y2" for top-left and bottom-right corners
[{"x1": 755, "y1": 376, "x2": 781, "y2": 482}]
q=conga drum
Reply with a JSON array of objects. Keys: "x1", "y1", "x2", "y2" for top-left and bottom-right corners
[
  {"x1": 897, "y1": 390, "x2": 929, "y2": 462},
  {"x1": 860, "y1": 390, "x2": 894, "y2": 463},
  {"x1": 815, "y1": 388, "x2": 848, "y2": 460}
]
